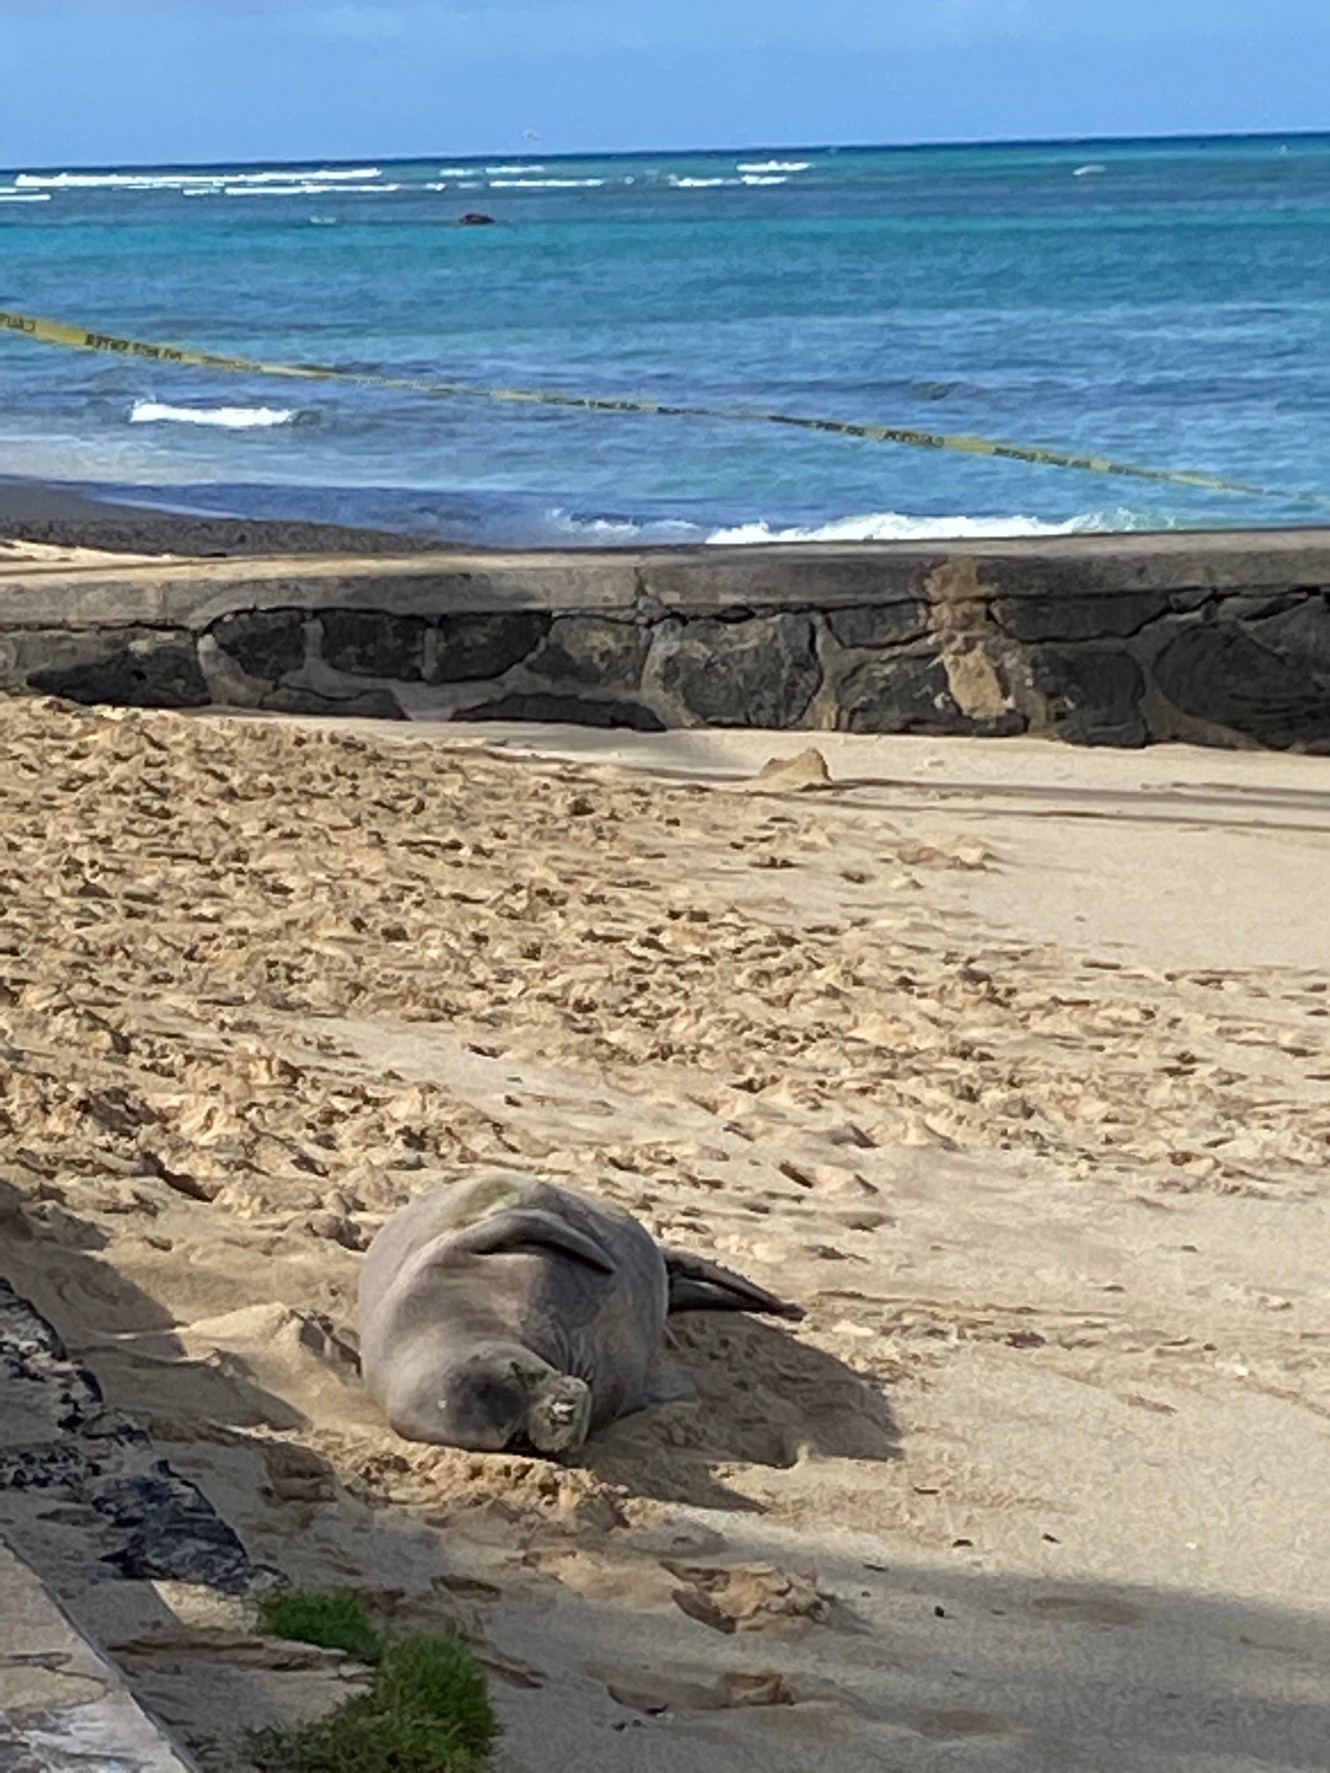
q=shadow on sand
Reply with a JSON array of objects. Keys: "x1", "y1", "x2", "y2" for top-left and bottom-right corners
[{"x1": 3, "y1": 1190, "x2": 1328, "y2": 1770}]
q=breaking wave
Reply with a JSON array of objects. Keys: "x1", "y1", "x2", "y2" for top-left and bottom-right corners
[
  {"x1": 705, "y1": 511, "x2": 1127, "y2": 545},
  {"x1": 487, "y1": 178, "x2": 606, "y2": 190},
  {"x1": 129, "y1": 400, "x2": 297, "y2": 430},
  {"x1": 18, "y1": 165, "x2": 381, "y2": 191},
  {"x1": 542, "y1": 506, "x2": 1147, "y2": 548}
]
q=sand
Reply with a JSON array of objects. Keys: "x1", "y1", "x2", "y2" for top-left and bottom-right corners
[
  {"x1": 1, "y1": 695, "x2": 1328, "y2": 1771},
  {"x1": 0, "y1": 477, "x2": 452, "y2": 558}
]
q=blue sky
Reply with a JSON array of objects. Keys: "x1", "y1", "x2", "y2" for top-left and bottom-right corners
[{"x1": 0, "y1": 0, "x2": 1324, "y2": 167}]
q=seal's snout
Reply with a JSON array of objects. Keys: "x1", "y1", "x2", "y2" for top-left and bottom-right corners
[{"x1": 526, "y1": 1374, "x2": 592, "y2": 1457}]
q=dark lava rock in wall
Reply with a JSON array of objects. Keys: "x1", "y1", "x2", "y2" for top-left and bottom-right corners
[
  {"x1": 320, "y1": 610, "x2": 428, "y2": 679},
  {"x1": 1001, "y1": 591, "x2": 1171, "y2": 644},
  {"x1": 657, "y1": 614, "x2": 821, "y2": 729},
  {"x1": 1153, "y1": 620, "x2": 1330, "y2": 749},
  {"x1": 429, "y1": 611, "x2": 552, "y2": 682},
  {"x1": 1031, "y1": 647, "x2": 1149, "y2": 747},
  {"x1": 29, "y1": 640, "x2": 209, "y2": 710},
  {"x1": 835, "y1": 651, "x2": 1025, "y2": 736},
  {"x1": 527, "y1": 615, "x2": 651, "y2": 689},
  {"x1": 824, "y1": 601, "x2": 929, "y2": 649},
  {"x1": 210, "y1": 608, "x2": 309, "y2": 680}
]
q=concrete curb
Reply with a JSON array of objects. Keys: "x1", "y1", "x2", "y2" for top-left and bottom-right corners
[{"x1": 0, "y1": 1536, "x2": 200, "y2": 1772}]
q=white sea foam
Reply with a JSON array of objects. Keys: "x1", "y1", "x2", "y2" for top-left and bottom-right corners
[
  {"x1": 239, "y1": 166, "x2": 381, "y2": 183},
  {"x1": 740, "y1": 174, "x2": 788, "y2": 186},
  {"x1": 17, "y1": 166, "x2": 381, "y2": 191},
  {"x1": 667, "y1": 176, "x2": 731, "y2": 188},
  {"x1": 1073, "y1": 164, "x2": 1107, "y2": 177},
  {"x1": 543, "y1": 506, "x2": 1129, "y2": 548},
  {"x1": 705, "y1": 511, "x2": 1109, "y2": 546},
  {"x1": 0, "y1": 191, "x2": 51, "y2": 202},
  {"x1": 223, "y1": 182, "x2": 400, "y2": 197},
  {"x1": 130, "y1": 400, "x2": 296, "y2": 430},
  {"x1": 737, "y1": 160, "x2": 811, "y2": 173},
  {"x1": 485, "y1": 163, "x2": 543, "y2": 174},
  {"x1": 546, "y1": 508, "x2": 703, "y2": 544},
  {"x1": 487, "y1": 177, "x2": 605, "y2": 189},
  {"x1": 550, "y1": 513, "x2": 656, "y2": 542},
  {"x1": 220, "y1": 185, "x2": 320, "y2": 198}
]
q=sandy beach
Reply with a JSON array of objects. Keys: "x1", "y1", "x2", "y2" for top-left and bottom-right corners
[{"x1": 1, "y1": 658, "x2": 1328, "y2": 1769}]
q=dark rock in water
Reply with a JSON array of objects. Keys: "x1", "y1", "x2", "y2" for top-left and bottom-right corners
[
  {"x1": 1154, "y1": 620, "x2": 1330, "y2": 749},
  {"x1": 1031, "y1": 646, "x2": 1149, "y2": 747},
  {"x1": 657, "y1": 614, "x2": 821, "y2": 729},
  {"x1": 461, "y1": 690, "x2": 665, "y2": 731},
  {"x1": 459, "y1": 212, "x2": 496, "y2": 226},
  {"x1": 29, "y1": 639, "x2": 209, "y2": 709}
]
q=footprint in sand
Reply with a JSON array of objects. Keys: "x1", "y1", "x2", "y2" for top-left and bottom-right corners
[{"x1": 1029, "y1": 1593, "x2": 1145, "y2": 1627}]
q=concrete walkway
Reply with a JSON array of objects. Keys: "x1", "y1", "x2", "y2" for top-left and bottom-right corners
[
  {"x1": 0, "y1": 1261, "x2": 266, "y2": 1771},
  {"x1": 0, "y1": 1537, "x2": 198, "y2": 1772}
]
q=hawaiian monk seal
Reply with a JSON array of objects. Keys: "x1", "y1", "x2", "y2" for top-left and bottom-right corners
[{"x1": 358, "y1": 1171, "x2": 801, "y2": 1456}]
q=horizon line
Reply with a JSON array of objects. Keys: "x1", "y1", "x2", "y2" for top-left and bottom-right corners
[{"x1": 8, "y1": 126, "x2": 1327, "y2": 177}]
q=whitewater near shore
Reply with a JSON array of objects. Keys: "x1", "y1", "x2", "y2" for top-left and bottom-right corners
[{"x1": 1, "y1": 699, "x2": 1328, "y2": 1771}]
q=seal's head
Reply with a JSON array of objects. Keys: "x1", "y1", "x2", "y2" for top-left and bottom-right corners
[{"x1": 427, "y1": 1350, "x2": 591, "y2": 1457}]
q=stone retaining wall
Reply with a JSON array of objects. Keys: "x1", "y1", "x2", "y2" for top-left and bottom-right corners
[{"x1": 3, "y1": 532, "x2": 1330, "y2": 748}]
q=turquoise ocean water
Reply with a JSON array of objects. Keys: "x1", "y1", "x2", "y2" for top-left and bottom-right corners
[{"x1": 1, "y1": 134, "x2": 1328, "y2": 546}]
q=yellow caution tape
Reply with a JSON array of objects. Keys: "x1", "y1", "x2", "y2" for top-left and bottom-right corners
[{"x1": 1, "y1": 305, "x2": 1324, "y2": 510}]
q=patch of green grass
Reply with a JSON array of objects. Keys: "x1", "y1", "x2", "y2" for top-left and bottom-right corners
[
  {"x1": 248, "y1": 1695, "x2": 493, "y2": 1773},
  {"x1": 256, "y1": 1590, "x2": 384, "y2": 1666},
  {"x1": 248, "y1": 1589, "x2": 498, "y2": 1773},
  {"x1": 374, "y1": 1636, "x2": 497, "y2": 1756}
]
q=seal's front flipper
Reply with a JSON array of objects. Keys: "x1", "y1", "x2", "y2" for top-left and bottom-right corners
[
  {"x1": 450, "y1": 1209, "x2": 617, "y2": 1275},
  {"x1": 663, "y1": 1250, "x2": 804, "y2": 1321}
]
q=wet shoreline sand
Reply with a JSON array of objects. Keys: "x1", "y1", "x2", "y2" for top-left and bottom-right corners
[{"x1": 0, "y1": 473, "x2": 447, "y2": 559}]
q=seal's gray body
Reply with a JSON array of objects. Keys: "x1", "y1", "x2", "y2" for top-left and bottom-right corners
[{"x1": 358, "y1": 1171, "x2": 800, "y2": 1455}]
